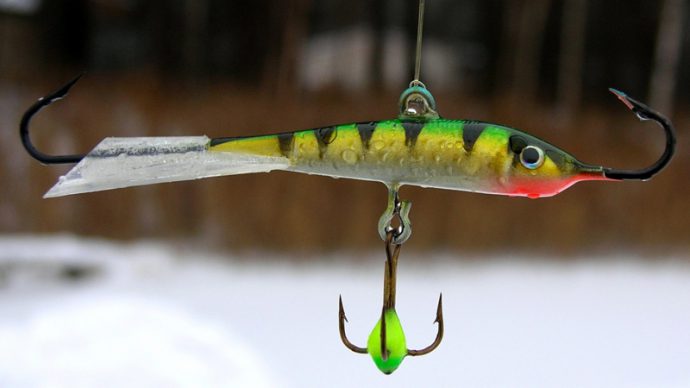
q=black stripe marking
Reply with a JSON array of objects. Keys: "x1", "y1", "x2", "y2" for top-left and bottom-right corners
[
  {"x1": 277, "y1": 133, "x2": 294, "y2": 157},
  {"x1": 315, "y1": 126, "x2": 337, "y2": 158},
  {"x1": 509, "y1": 135, "x2": 527, "y2": 165},
  {"x1": 402, "y1": 121, "x2": 423, "y2": 148},
  {"x1": 462, "y1": 123, "x2": 485, "y2": 152},
  {"x1": 509, "y1": 135, "x2": 527, "y2": 152},
  {"x1": 546, "y1": 149, "x2": 564, "y2": 167},
  {"x1": 209, "y1": 137, "x2": 233, "y2": 147},
  {"x1": 357, "y1": 122, "x2": 376, "y2": 150}
]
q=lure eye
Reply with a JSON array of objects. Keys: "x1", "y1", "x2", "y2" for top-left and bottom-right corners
[{"x1": 520, "y1": 146, "x2": 544, "y2": 170}]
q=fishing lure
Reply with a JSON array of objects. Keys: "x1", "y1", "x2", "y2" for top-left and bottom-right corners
[{"x1": 20, "y1": 0, "x2": 676, "y2": 375}]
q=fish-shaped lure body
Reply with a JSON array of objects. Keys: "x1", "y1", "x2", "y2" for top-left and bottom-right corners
[{"x1": 45, "y1": 118, "x2": 606, "y2": 199}]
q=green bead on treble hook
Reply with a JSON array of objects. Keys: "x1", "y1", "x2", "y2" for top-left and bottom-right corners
[{"x1": 367, "y1": 309, "x2": 408, "y2": 374}]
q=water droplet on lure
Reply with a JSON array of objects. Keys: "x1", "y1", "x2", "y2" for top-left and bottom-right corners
[{"x1": 342, "y1": 149, "x2": 358, "y2": 165}]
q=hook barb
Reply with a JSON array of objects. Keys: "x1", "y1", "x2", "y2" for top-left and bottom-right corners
[
  {"x1": 603, "y1": 88, "x2": 676, "y2": 181},
  {"x1": 20, "y1": 73, "x2": 87, "y2": 165},
  {"x1": 407, "y1": 293, "x2": 444, "y2": 357},
  {"x1": 338, "y1": 295, "x2": 368, "y2": 354}
]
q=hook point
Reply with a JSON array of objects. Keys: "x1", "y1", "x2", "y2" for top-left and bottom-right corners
[
  {"x1": 608, "y1": 87, "x2": 632, "y2": 107},
  {"x1": 339, "y1": 295, "x2": 349, "y2": 323},
  {"x1": 49, "y1": 72, "x2": 86, "y2": 102},
  {"x1": 434, "y1": 293, "x2": 443, "y2": 324}
]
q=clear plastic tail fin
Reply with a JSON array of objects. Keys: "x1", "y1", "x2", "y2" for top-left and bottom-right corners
[{"x1": 44, "y1": 136, "x2": 289, "y2": 198}]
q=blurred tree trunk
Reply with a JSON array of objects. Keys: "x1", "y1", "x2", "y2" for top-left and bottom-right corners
[
  {"x1": 370, "y1": 0, "x2": 386, "y2": 90},
  {"x1": 513, "y1": 0, "x2": 552, "y2": 102},
  {"x1": 648, "y1": 0, "x2": 685, "y2": 114},
  {"x1": 557, "y1": 0, "x2": 588, "y2": 120},
  {"x1": 498, "y1": 0, "x2": 553, "y2": 105},
  {"x1": 0, "y1": 15, "x2": 37, "y2": 79},
  {"x1": 39, "y1": 0, "x2": 89, "y2": 67},
  {"x1": 182, "y1": 0, "x2": 209, "y2": 81},
  {"x1": 265, "y1": 0, "x2": 311, "y2": 96},
  {"x1": 147, "y1": 0, "x2": 176, "y2": 75},
  {"x1": 496, "y1": 0, "x2": 521, "y2": 95},
  {"x1": 404, "y1": 0, "x2": 419, "y2": 83}
]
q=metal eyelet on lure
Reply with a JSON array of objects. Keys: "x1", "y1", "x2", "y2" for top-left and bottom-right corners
[{"x1": 19, "y1": 0, "x2": 677, "y2": 376}]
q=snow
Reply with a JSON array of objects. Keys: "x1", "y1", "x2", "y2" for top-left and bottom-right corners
[{"x1": 1, "y1": 235, "x2": 689, "y2": 388}]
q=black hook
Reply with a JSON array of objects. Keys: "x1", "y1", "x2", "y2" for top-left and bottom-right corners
[
  {"x1": 20, "y1": 74, "x2": 86, "y2": 165},
  {"x1": 603, "y1": 89, "x2": 676, "y2": 181}
]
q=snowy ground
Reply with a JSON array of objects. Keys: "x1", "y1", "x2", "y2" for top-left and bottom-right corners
[{"x1": 0, "y1": 235, "x2": 689, "y2": 388}]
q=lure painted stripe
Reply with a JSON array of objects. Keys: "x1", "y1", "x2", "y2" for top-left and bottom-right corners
[
  {"x1": 357, "y1": 122, "x2": 376, "y2": 150},
  {"x1": 462, "y1": 122, "x2": 484, "y2": 152}
]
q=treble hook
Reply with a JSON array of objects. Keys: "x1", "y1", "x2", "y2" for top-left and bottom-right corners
[
  {"x1": 603, "y1": 88, "x2": 676, "y2": 181},
  {"x1": 20, "y1": 74, "x2": 87, "y2": 165},
  {"x1": 339, "y1": 229, "x2": 443, "y2": 374}
]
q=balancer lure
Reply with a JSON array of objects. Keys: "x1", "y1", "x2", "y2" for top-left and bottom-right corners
[{"x1": 20, "y1": 0, "x2": 676, "y2": 375}]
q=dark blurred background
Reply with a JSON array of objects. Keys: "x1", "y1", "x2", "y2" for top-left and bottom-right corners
[{"x1": 1, "y1": 0, "x2": 688, "y2": 256}]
